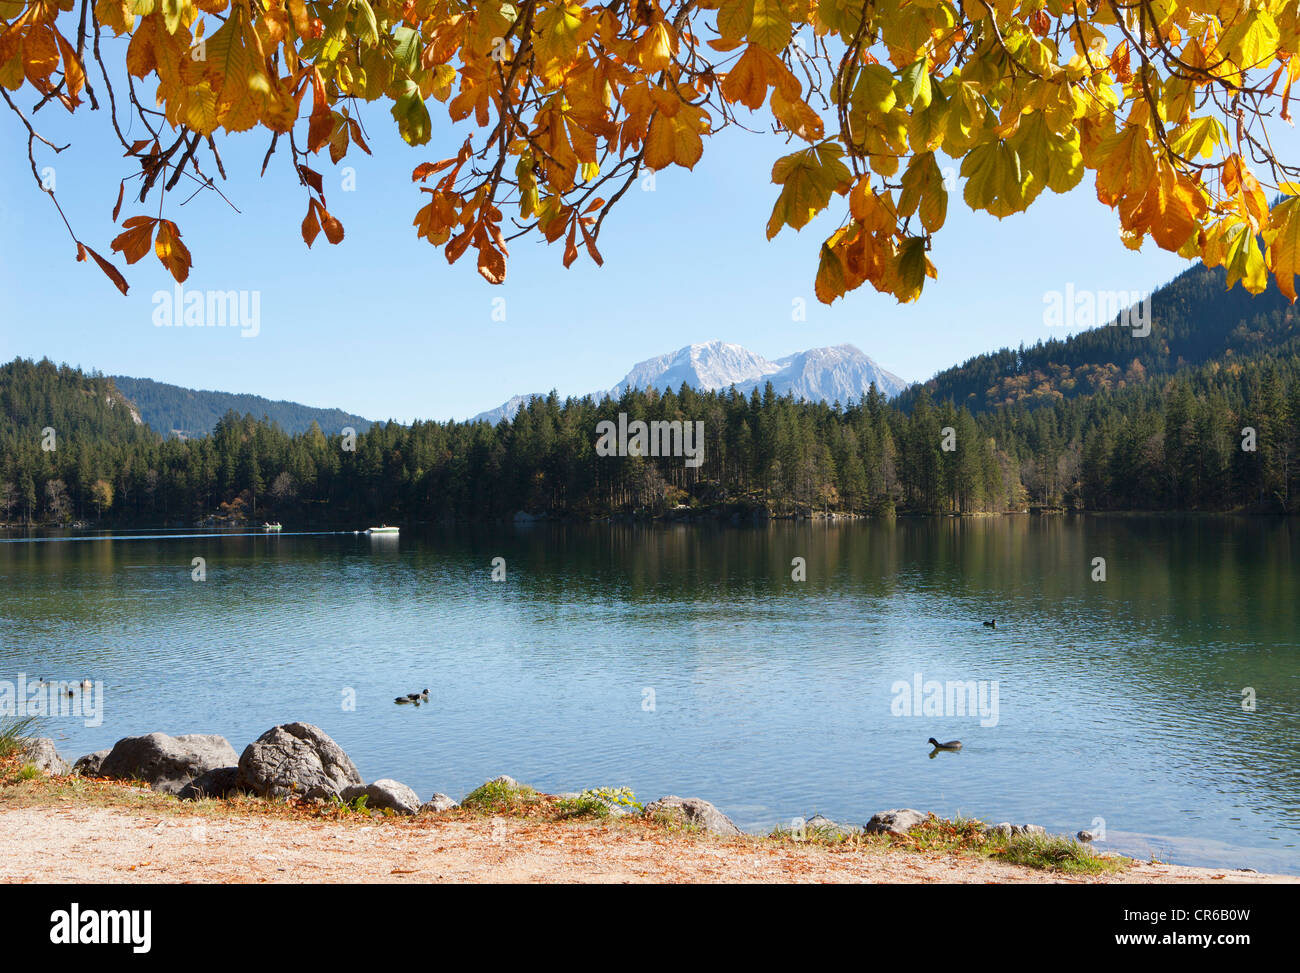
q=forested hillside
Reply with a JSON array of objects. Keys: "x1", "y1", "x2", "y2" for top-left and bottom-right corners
[
  {"x1": 110, "y1": 375, "x2": 373, "y2": 439},
  {"x1": 3, "y1": 353, "x2": 1298, "y2": 526},
  {"x1": 899, "y1": 265, "x2": 1300, "y2": 413}
]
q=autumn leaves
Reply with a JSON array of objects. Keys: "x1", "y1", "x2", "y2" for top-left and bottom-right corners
[{"x1": 6, "y1": 0, "x2": 1300, "y2": 306}]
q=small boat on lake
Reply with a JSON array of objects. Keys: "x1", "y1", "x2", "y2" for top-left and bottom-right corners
[
  {"x1": 367, "y1": 525, "x2": 399, "y2": 535},
  {"x1": 263, "y1": 522, "x2": 282, "y2": 531}
]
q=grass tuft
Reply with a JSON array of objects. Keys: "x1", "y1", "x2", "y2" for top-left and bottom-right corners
[
  {"x1": 0, "y1": 716, "x2": 39, "y2": 759},
  {"x1": 461, "y1": 779, "x2": 538, "y2": 814}
]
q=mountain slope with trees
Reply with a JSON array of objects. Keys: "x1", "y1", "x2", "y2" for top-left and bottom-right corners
[
  {"x1": 3, "y1": 347, "x2": 1298, "y2": 527},
  {"x1": 109, "y1": 375, "x2": 373, "y2": 440},
  {"x1": 899, "y1": 265, "x2": 1300, "y2": 414}
]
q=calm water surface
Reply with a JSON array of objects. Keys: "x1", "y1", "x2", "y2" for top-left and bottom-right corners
[{"x1": 1, "y1": 516, "x2": 1297, "y2": 873}]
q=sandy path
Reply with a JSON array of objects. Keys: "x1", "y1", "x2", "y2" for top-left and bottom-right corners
[{"x1": 0, "y1": 805, "x2": 1291, "y2": 884}]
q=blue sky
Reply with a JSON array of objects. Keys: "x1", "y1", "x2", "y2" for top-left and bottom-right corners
[{"x1": 0, "y1": 74, "x2": 1256, "y2": 422}]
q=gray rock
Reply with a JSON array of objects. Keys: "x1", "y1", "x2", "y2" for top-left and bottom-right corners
[
  {"x1": 804, "y1": 813, "x2": 860, "y2": 838},
  {"x1": 235, "y1": 722, "x2": 361, "y2": 800},
  {"x1": 420, "y1": 793, "x2": 458, "y2": 813},
  {"x1": 178, "y1": 766, "x2": 240, "y2": 801},
  {"x1": 864, "y1": 808, "x2": 929, "y2": 835},
  {"x1": 482, "y1": 774, "x2": 519, "y2": 789},
  {"x1": 20, "y1": 738, "x2": 70, "y2": 775},
  {"x1": 1012, "y1": 823, "x2": 1047, "y2": 837},
  {"x1": 98, "y1": 732, "x2": 240, "y2": 796},
  {"x1": 982, "y1": 822, "x2": 1014, "y2": 838},
  {"x1": 643, "y1": 796, "x2": 742, "y2": 836},
  {"x1": 73, "y1": 750, "x2": 110, "y2": 777},
  {"x1": 1076, "y1": 830, "x2": 1096, "y2": 843},
  {"x1": 340, "y1": 779, "x2": 421, "y2": 815}
]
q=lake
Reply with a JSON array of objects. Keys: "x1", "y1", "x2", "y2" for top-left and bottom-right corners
[{"x1": 1, "y1": 516, "x2": 1297, "y2": 873}]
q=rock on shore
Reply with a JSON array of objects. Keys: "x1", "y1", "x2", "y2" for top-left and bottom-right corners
[
  {"x1": 235, "y1": 722, "x2": 362, "y2": 799},
  {"x1": 643, "y1": 796, "x2": 742, "y2": 836},
  {"x1": 20, "y1": 738, "x2": 70, "y2": 776},
  {"x1": 864, "y1": 809, "x2": 929, "y2": 835},
  {"x1": 97, "y1": 732, "x2": 239, "y2": 796},
  {"x1": 341, "y1": 779, "x2": 421, "y2": 815}
]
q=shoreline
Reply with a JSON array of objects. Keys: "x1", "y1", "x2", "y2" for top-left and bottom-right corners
[
  {"x1": 4, "y1": 508, "x2": 1300, "y2": 534},
  {"x1": 4, "y1": 732, "x2": 1295, "y2": 884},
  {"x1": 2, "y1": 771, "x2": 1292, "y2": 885}
]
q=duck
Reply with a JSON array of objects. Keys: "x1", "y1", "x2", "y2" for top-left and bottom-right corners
[
  {"x1": 394, "y1": 696, "x2": 412, "y2": 705},
  {"x1": 80, "y1": 679, "x2": 93, "y2": 690},
  {"x1": 982, "y1": 619, "x2": 996, "y2": 628},
  {"x1": 928, "y1": 737, "x2": 963, "y2": 751}
]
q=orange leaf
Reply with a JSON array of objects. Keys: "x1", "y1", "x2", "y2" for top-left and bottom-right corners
[
  {"x1": 319, "y1": 207, "x2": 344, "y2": 245},
  {"x1": 153, "y1": 219, "x2": 192, "y2": 283},
  {"x1": 110, "y1": 216, "x2": 158, "y2": 265},
  {"x1": 76, "y1": 243, "x2": 129, "y2": 296},
  {"x1": 301, "y1": 201, "x2": 321, "y2": 248}
]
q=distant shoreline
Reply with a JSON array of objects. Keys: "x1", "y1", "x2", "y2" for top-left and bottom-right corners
[{"x1": 3, "y1": 508, "x2": 1296, "y2": 533}]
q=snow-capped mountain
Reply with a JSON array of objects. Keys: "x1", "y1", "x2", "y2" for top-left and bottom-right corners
[
  {"x1": 472, "y1": 340, "x2": 907, "y2": 423},
  {"x1": 471, "y1": 393, "x2": 547, "y2": 426},
  {"x1": 609, "y1": 342, "x2": 783, "y2": 396}
]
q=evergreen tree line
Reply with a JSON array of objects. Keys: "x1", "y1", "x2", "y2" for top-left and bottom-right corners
[{"x1": 2, "y1": 353, "x2": 1299, "y2": 527}]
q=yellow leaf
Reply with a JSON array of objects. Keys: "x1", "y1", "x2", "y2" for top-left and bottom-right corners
[
  {"x1": 153, "y1": 219, "x2": 192, "y2": 282},
  {"x1": 767, "y1": 142, "x2": 852, "y2": 239}
]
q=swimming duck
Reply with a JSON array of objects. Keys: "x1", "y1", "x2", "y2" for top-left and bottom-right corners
[
  {"x1": 928, "y1": 737, "x2": 963, "y2": 751},
  {"x1": 80, "y1": 679, "x2": 93, "y2": 690},
  {"x1": 982, "y1": 619, "x2": 996, "y2": 628},
  {"x1": 395, "y1": 696, "x2": 412, "y2": 705}
]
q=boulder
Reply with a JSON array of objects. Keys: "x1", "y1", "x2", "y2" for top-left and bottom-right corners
[
  {"x1": 864, "y1": 808, "x2": 929, "y2": 835},
  {"x1": 1012, "y1": 823, "x2": 1046, "y2": 837},
  {"x1": 1076, "y1": 830, "x2": 1096, "y2": 843},
  {"x1": 178, "y1": 766, "x2": 241, "y2": 801},
  {"x1": 982, "y1": 822, "x2": 1014, "y2": 838},
  {"x1": 235, "y1": 722, "x2": 361, "y2": 799},
  {"x1": 73, "y1": 749, "x2": 110, "y2": 776},
  {"x1": 420, "y1": 793, "x2": 458, "y2": 813},
  {"x1": 804, "y1": 813, "x2": 860, "y2": 839},
  {"x1": 341, "y1": 779, "x2": 421, "y2": 815},
  {"x1": 20, "y1": 738, "x2": 70, "y2": 775},
  {"x1": 643, "y1": 796, "x2": 742, "y2": 836},
  {"x1": 98, "y1": 732, "x2": 240, "y2": 796}
]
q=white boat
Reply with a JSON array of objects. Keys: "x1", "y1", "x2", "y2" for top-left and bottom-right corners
[
  {"x1": 263, "y1": 522, "x2": 282, "y2": 532},
  {"x1": 366, "y1": 525, "x2": 399, "y2": 535}
]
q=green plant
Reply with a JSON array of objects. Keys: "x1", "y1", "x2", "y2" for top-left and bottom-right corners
[
  {"x1": 0, "y1": 716, "x2": 38, "y2": 759},
  {"x1": 994, "y1": 831, "x2": 1128, "y2": 875},
  {"x1": 555, "y1": 786, "x2": 643, "y2": 820},
  {"x1": 16, "y1": 762, "x2": 40, "y2": 781},
  {"x1": 461, "y1": 779, "x2": 537, "y2": 814}
]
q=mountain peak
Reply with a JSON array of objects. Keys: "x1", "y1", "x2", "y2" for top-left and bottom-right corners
[{"x1": 474, "y1": 342, "x2": 907, "y2": 422}]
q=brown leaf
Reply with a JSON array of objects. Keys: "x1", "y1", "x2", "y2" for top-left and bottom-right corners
[
  {"x1": 110, "y1": 215, "x2": 158, "y2": 265},
  {"x1": 153, "y1": 219, "x2": 192, "y2": 283},
  {"x1": 477, "y1": 242, "x2": 506, "y2": 284},
  {"x1": 111, "y1": 181, "x2": 125, "y2": 222},
  {"x1": 578, "y1": 221, "x2": 604, "y2": 266},
  {"x1": 297, "y1": 165, "x2": 324, "y2": 197},
  {"x1": 563, "y1": 221, "x2": 579, "y2": 268},
  {"x1": 76, "y1": 243, "x2": 129, "y2": 296},
  {"x1": 301, "y1": 201, "x2": 321, "y2": 248},
  {"x1": 319, "y1": 207, "x2": 344, "y2": 244}
]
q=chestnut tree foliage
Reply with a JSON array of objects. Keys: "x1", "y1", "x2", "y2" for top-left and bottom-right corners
[{"x1": 5, "y1": 0, "x2": 1300, "y2": 302}]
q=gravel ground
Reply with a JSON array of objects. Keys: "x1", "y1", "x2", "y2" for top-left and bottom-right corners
[{"x1": 1, "y1": 804, "x2": 1293, "y2": 884}]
